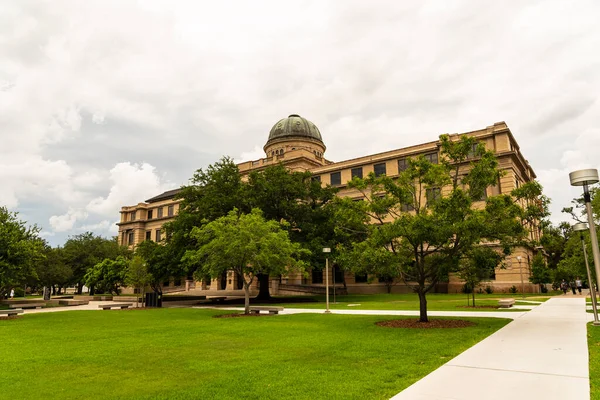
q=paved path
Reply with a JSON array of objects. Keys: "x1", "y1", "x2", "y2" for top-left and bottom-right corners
[{"x1": 391, "y1": 297, "x2": 590, "y2": 400}]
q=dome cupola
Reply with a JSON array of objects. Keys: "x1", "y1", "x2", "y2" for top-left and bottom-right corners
[{"x1": 264, "y1": 114, "x2": 326, "y2": 158}]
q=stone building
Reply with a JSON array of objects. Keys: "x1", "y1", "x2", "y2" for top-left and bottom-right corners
[{"x1": 118, "y1": 114, "x2": 539, "y2": 294}]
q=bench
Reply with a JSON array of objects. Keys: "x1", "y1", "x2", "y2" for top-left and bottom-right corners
[
  {"x1": 98, "y1": 303, "x2": 133, "y2": 310},
  {"x1": 208, "y1": 296, "x2": 227, "y2": 303},
  {"x1": 498, "y1": 298, "x2": 515, "y2": 308},
  {"x1": 248, "y1": 306, "x2": 284, "y2": 315},
  {"x1": 59, "y1": 299, "x2": 89, "y2": 306},
  {"x1": 8, "y1": 303, "x2": 45, "y2": 309},
  {"x1": 0, "y1": 309, "x2": 24, "y2": 316}
]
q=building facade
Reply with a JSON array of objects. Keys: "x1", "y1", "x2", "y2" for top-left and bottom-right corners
[{"x1": 118, "y1": 115, "x2": 539, "y2": 294}]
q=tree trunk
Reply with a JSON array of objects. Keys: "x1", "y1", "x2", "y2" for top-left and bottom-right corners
[
  {"x1": 417, "y1": 290, "x2": 428, "y2": 322},
  {"x1": 472, "y1": 290, "x2": 476, "y2": 307},
  {"x1": 255, "y1": 274, "x2": 271, "y2": 301},
  {"x1": 77, "y1": 283, "x2": 83, "y2": 295},
  {"x1": 244, "y1": 283, "x2": 251, "y2": 314}
]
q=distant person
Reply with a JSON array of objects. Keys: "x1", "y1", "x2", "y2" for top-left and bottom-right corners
[
  {"x1": 576, "y1": 277, "x2": 583, "y2": 294},
  {"x1": 570, "y1": 280, "x2": 577, "y2": 295},
  {"x1": 9, "y1": 289, "x2": 14, "y2": 299},
  {"x1": 561, "y1": 280, "x2": 568, "y2": 295}
]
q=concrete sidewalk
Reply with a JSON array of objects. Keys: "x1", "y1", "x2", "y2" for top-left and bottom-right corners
[{"x1": 392, "y1": 297, "x2": 589, "y2": 400}]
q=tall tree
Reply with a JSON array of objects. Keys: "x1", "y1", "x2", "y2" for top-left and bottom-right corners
[
  {"x1": 36, "y1": 246, "x2": 73, "y2": 295},
  {"x1": 334, "y1": 135, "x2": 527, "y2": 322},
  {"x1": 183, "y1": 209, "x2": 309, "y2": 314},
  {"x1": 135, "y1": 240, "x2": 182, "y2": 295},
  {"x1": 0, "y1": 207, "x2": 44, "y2": 297},
  {"x1": 84, "y1": 256, "x2": 129, "y2": 294},
  {"x1": 126, "y1": 256, "x2": 150, "y2": 307}
]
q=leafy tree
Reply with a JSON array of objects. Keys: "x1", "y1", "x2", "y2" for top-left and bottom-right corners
[
  {"x1": 84, "y1": 256, "x2": 129, "y2": 294},
  {"x1": 0, "y1": 207, "x2": 45, "y2": 297},
  {"x1": 540, "y1": 222, "x2": 571, "y2": 269},
  {"x1": 529, "y1": 253, "x2": 551, "y2": 291},
  {"x1": 183, "y1": 209, "x2": 309, "y2": 314},
  {"x1": 36, "y1": 246, "x2": 73, "y2": 295},
  {"x1": 334, "y1": 135, "x2": 527, "y2": 322},
  {"x1": 458, "y1": 247, "x2": 503, "y2": 306},
  {"x1": 135, "y1": 240, "x2": 183, "y2": 294},
  {"x1": 125, "y1": 256, "x2": 150, "y2": 307},
  {"x1": 62, "y1": 233, "x2": 130, "y2": 294}
]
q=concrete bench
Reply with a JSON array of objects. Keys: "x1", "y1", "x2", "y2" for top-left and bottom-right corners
[
  {"x1": 8, "y1": 303, "x2": 45, "y2": 309},
  {"x1": 98, "y1": 303, "x2": 133, "y2": 310},
  {"x1": 0, "y1": 309, "x2": 24, "y2": 316},
  {"x1": 59, "y1": 299, "x2": 89, "y2": 306},
  {"x1": 249, "y1": 306, "x2": 284, "y2": 315},
  {"x1": 208, "y1": 296, "x2": 227, "y2": 303},
  {"x1": 498, "y1": 298, "x2": 515, "y2": 308}
]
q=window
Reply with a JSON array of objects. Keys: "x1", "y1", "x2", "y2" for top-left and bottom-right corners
[
  {"x1": 398, "y1": 158, "x2": 408, "y2": 172},
  {"x1": 468, "y1": 143, "x2": 479, "y2": 158},
  {"x1": 474, "y1": 188, "x2": 488, "y2": 202},
  {"x1": 312, "y1": 269, "x2": 323, "y2": 284},
  {"x1": 128, "y1": 231, "x2": 134, "y2": 245},
  {"x1": 426, "y1": 188, "x2": 441, "y2": 204},
  {"x1": 145, "y1": 231, "x2": 151, "y2": 241},
  {"x1": 355, "y1": 273, "x2": 368, "y2": 283},
  {"x1": 401, "y1": 202, "x2": 414, "y2": 212},
  {"x1": 330, "y1": 171, "x2": 341, "y2": 186},
  {"x1": 425, "y1": 152, "x2": 438, "y2": 164},
  {"x1": 312, "y1": 175, "x2": 321, "y2": 183},
  {"x1": 130, "y1": 211, "x2": 136, "y2": 221},
  {"x1": 155, "y1": 229, "x2": 162, "y2": 242},
  {"x1": 374, "y1": 163, "x2": 387, "y2": 177},
  {"x1": 334, "y1": 265, "x2": 344, "y2": 283},
  {"x1": 147, "y1": 209, "x2": 153, "y2": 220},
  {"x1": 515, "y1": 178, "x2": 520, "y2": 189},
  {"x1": 157, "y1": 207, "x2": 163, "y2": 218},
  {"x1": 351, "y1": 167, "x2": 363, "y2": 179},
  {"x1": 168, "y1": 205, "x2": 174, "y2": 217}
]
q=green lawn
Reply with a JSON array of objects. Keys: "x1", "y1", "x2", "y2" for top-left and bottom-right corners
[
  {"x1": 0, "y1": 309, "x2": 509, "y2": 399},
  {"x1": 588, "y1": 322, "x2": 600, "y2": 399},
  {"x1": 267, "y1": 293, "x2": 549, "y2": 312}
]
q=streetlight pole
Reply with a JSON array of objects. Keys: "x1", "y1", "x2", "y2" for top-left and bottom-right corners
[
  {"x1": 323, "y1": 247, "x2": 331, "y2": 313},
  {"x1": 517, "y1": 255, "x2": 524, "y2": 298},
  {"x1": 573, "y1": 222, "x2": 600, "y2": 325},
  {"x1": 570, "y1": 169, "x2": 600, "y2": 326}
]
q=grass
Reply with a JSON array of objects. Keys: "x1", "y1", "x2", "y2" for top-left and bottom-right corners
[
  {"x1": 589, "y1": 322, "x2": 600, "y2": 399},
  {"x1": 0, "y1": 309, "x2": 509, "y2": 400},
  {"x1": 266, "y1": 293, "x2": 549, "y2": 312}
]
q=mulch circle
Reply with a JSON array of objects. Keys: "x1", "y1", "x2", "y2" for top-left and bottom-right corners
[
  {"x1": 213, "y1": 313, "x2": 269, "y2": 318},
  {"x1": 0, "y1": 316, "x2": 22, "y2": 321},
  {"x1": 456, "y1": 305, "x2": 498, "y2": 309},
  {"x1": 376, "y1": 319, "x2": 475, "y2": 329}
]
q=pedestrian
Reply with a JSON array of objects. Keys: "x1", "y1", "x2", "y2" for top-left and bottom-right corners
[
  {"x1": 570, "y1": 280, "x2": 577, "y2": 295},
  {"x1": 561, "y1": 279, "x2": 568, "y2": 294},
  {"x1": 9, "y1": 289, "x2": 14, "y2": 299},
  {"x1": 576, "y1": 277, "x2": 583, "y2": 294}
]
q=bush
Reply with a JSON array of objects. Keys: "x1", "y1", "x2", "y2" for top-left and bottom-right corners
[
  {"x1": 461, "y1": 284, "x2": 473, "y2": 294},
  {"x1": 540, "y1": 285, "x2": 548, "y2": 293},
  {"x1": 509, "y1": 285, "x2": 518, "y2": 294},
  {"x1": 484, "y1": 285, "x2": 493, "y2": 294},
  {"x1": 13, "y1": 287, "x2": 25, "y2": 297}
]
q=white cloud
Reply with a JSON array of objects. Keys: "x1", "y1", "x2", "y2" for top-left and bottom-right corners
[{"x1": 49, "y1": 208, "x2": 88, "y2": 232}]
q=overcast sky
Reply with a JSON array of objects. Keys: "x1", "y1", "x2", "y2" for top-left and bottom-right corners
[{"x1": 2, "y1": 0, "x2": 599, "y2": 246}]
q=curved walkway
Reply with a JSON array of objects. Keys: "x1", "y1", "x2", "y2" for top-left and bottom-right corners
[{"x1": 392, "y1": 297, "x2": 589, "y2": 400}]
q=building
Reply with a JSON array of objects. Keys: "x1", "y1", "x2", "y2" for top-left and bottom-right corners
[{"x1": 118, "y1": 115, "x2": 539, "y2": 294}]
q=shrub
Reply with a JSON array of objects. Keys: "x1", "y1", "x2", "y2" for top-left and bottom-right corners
[
  {"x1": 541, "y1": 285, "x2": 548, "y2": 293},
  {"x1": 484, "y1": 285, "x2": 493, "y2": 294},
  {"x1": 509, "y1": 285, "x2": 518, "y2": 294},
  {"x1": 461, "y1": 284, "x2": 473, "y2": 294}
]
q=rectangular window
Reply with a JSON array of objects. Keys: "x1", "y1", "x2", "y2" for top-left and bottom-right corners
[
  {"x1": 330, "y1": 171, "x2": 341, "y2": 186},
  {"x1": 355, "y1": 273, "x2": 368, "y2": 283},
  {"x1": 312, "y1": 175, "x2": 321, "y2": 183},
  {"x1": 130, "y1": 211, "x2": 136, "y2": 221},
  {"x1": 468, "y1": 143, "x2": 479, "y2": 158},
  {"x1": 147, "y1": 209, "x2": 153, "y2": 220},
  {"x1": 351, "y1": 167, "x2": 363, "y2": 179},
  {"x1": 426, "y1": 188, "x2": 441, "y2": 204},
  {"x1": 398, "y1": 158, "x2": 408, "y2": 172},
  {"x1": 425, "y1": 152, "x2": 438, "y2": 164},
  {"x1": 128, "y1": 231, "x2": 135, "y2": 245},
  {"x1": 401, "y1": 203, "x2": 414, "y2": 212},
  {"x1": 312, "y1": 269, "x2": 323, "y2": 284},
  {"x1": 145, "y1": 231, "x2": 151, "y2": 241},
  {"x1": 374, "y1": 163, "x2": 387, "y2": 177},
  {"x1": 168, "y1": 205, "x2": 174, "y2": 217},
  {"x1": 155, "y1": 229, "x2": 162, "y2": 242},
  {"x1": 157, "y1": 207, "x2": 163, "y2": 218}
]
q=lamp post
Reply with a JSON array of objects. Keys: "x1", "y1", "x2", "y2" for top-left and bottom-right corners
[
  {"x1": 569, "y1": 169, "x2": 600, "y2": 325},
  {"x1": 573, "y1": 222, "x2": 600, "y2": 325},
  {"x1": 517, "y1": 255, "x2": 524, "y2": 298},
  {"x1": 323, "y1": 247, "x2": 331, "y2": 313}
]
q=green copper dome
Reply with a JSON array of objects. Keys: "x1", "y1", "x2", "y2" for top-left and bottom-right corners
[{"x1": 267, "y1": 114, "x2": 323, "y2": 144}]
